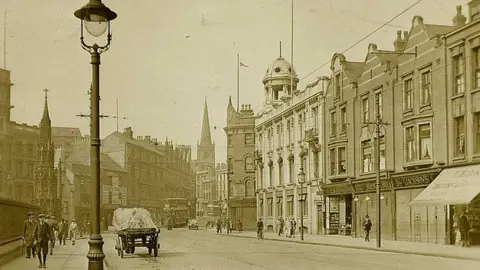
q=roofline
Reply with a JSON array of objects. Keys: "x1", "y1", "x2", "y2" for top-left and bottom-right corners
[{"x1": 444, "y1": 19, "x2": 480, "y2": 38}]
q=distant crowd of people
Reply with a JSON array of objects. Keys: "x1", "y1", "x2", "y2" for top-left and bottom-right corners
[{"x1": 23, "y1": 212, "x2": 80, "y2": 268}]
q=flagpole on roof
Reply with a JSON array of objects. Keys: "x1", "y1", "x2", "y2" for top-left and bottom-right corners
[
  {"x1": 237, "y1": 53, "x2": 240, "y2": 111},
  {"x1": 290, "y1": 0, "x2": 294, "y2": 95}
]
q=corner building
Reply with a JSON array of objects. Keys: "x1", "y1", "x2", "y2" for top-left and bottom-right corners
[
  {"x1": 255, "y1": 52, "x2": 329, "y2": 235},
  {"x1": 225, "y1": 99, "x2": 256, "y2": 230}
]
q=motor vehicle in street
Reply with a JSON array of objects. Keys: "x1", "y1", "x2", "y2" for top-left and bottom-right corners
[{"x1": 188, "y1": 219, "x2": 199, "y2": 230}]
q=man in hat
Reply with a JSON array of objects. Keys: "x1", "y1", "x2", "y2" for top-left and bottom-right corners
[
  {"x1": 69, "y1": 218, "x2": 78, "y2": 245},
  {"x1": 48, "y1": 215, "x2": 58, "y2": 255},
  {"x1": 23, "y1": 211, "x2": 37, "y2": 258},
  {"x1": 33, "y1": 214, "x2": 52, "y2": 268}
]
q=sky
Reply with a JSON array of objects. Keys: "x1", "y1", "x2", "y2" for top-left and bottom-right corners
[{"x1": 1, "y1": 0, "x2": 463, "y2": 162}]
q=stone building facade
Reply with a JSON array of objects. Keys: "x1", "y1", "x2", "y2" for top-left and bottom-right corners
[
  {"x1": 225, "y1": 100, "x2": 257, "y2": 230},
  {"x1": 255, "y1": 51, "x2": 328, "y2": 235},
  {"x1": 215, "y1": 163, "x2": 228, "y2": 215},
  {"x1": 321, "y1": 1, "x2": 480, "y2": 245}
]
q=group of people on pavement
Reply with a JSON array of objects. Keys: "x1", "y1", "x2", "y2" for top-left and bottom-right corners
[
  {"x1": 23, "y1": 211, "x2": 79, "y2": 268},
  {"x1": 215, "y1": 218, "x2": 233, "y2": 233},
  {"x1": 275, "y1": 217, "x2": 297, "y2": 238},
  {"x1": 453, "y1": 212, "x2": 472, "y2": 247}
]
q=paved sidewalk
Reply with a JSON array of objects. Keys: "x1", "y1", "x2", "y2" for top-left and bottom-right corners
[
  {"x1": 213, "y1": 229, "x2": 480, "y2": 262},
  {"x1": 0, "y1": 238, "x2": 107, "y2": 270}
]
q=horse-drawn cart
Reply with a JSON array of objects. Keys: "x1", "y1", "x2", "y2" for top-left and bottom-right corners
[
  {"x1": 113, "y1": 208, "x2": 160, "y2": 258},
  {"x1": 115, "y1": 227, "x2": 160, "y2": 258}
]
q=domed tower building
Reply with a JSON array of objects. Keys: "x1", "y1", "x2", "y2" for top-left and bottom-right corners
[
  {"x1": 255, "y1": 47, "x2": 329, "y2": 236},
  {"x1": 262, "y1": 51, "x2": 299, "y2": 109}
]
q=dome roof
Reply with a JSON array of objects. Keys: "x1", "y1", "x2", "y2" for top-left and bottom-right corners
[{"x1": 264, "y1": 57, "x2": 297, "y2": 80}]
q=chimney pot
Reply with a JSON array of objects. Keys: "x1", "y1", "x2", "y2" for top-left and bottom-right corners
[
  {"x1": 397, "y1": 30, "x2": 402, "y2": 39},
  {"x1": 403, "y1": 31, "x2": 409, "y2": 40}
]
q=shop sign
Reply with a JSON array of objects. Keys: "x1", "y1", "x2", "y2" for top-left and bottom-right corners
[
  {"x1": 393, "y1": 174, "x2": 434, "y2": 188},
  {"x1": 230, "y1": 201, "x2": 256, "y2": 208},
  {"x1": 354, "y1": 180, "x2": 390, "y2": 192},
  {"x1": 323, "y1": 184, "x2": 351, "y2": 195}
]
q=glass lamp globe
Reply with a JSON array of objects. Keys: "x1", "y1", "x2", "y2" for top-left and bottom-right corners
[{"x1": 84, "y1": 14, "x2": 108, "y2": 37}]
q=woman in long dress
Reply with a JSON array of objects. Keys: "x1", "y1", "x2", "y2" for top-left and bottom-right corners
[
  {"x1": 285, "y1": 220, "x2": 291, "y2": 238},
  {"x1": 453, "y1": 216, "x2": 461, "y2": 246}
]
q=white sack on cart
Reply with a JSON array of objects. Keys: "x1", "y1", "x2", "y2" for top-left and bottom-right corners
[{"x1": 112, "y1": 208, "x2": 157, "y2": 231}]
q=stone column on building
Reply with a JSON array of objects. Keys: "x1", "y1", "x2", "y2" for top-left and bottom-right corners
[
  {"x1": 307, "y1": 184, "x2": 312, "y2": 235},
  {"x1": 282, "y1": 187, "x2": 287, "y2": 221},
  {"x1": 272, "y1": 189, "x2": 277, "y2": 232}
]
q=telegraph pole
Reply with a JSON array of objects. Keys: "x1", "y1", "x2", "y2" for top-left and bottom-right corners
[{"x1": 363, "y1": 97, "x2": 390, "y2": 248}]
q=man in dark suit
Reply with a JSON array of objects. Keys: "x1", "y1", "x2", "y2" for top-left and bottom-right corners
[
  {"x1": 23, "y1": 211, "x2": 37, "y2": 258},
  {"x1": 33, "y1": 214, "x2": 52, "y2": 268}
]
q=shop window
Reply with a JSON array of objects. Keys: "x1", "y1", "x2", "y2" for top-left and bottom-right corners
[
  {"x1": 419, "y1": 124, "x2": 432, "y2": 160},
  {"x1": 405, "y1": 126, "x2": 416, "y2": 161},
  {"x1": 420, "y1": 71, "x2": 431, "y2": 105},
  {"x1": 362, "y1": 141, "x2": 372, "y2": 173},
  {"x1": 338, "y1": 147, "x2": 346, "y2": 174},
  {"x1": 404, "y1": 78, "x2": 413, "y2": 111},
  {"x1": 454, "y1": 116, "x2": 465, "y2": 156}
]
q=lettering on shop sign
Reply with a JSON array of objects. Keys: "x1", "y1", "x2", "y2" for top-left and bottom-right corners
[
  {"x1": 451, "y1": 168, "x2": 480, "y2": 178},
  {"x1": 323, "y1": 185, "x2": 350, "y2": 195},
  {"x1": 431, "y1": 180, "x2": 468, "y2": 189},
  {"x1": 230, "y1": 202, "x2": 256, "y2": 208},
  {"x1": 354, "y1": 181, "x2": 390, "y2": 192},
  {"x1": 393, "y1": 174, "x2": 434, "y2": 188}
]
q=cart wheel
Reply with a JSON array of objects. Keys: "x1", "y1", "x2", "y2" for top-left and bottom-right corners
[
  {"x1": 153, "y1": 236, "x2": 159, "y2": 257},
  {"x1": 115, "y1": 238, "x2": 120, "y2": 257},
  {"x1": 118, "y1": 237, "x2": 124, "y2": 258}
]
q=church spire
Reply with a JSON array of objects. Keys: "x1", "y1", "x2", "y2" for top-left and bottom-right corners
[
  {"x1": 40, "y1": 88, "x2": 52, "y2": 142},
  {"x1": 41, "y1": 88, "x2": 51, "y2": 126},
  {"x1": 200, "y1": 96, "x2": 212, "y2": 145}
]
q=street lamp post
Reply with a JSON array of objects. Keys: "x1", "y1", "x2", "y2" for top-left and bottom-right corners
[
  {"x1": 297, "y1": 168, "x2": 306, "y2": 241},
  {"x1": 74, "y1": 1, "x2": 117, "y2": 269}
]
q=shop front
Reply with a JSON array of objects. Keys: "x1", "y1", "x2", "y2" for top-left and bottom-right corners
[
  {"x1": 229, "y1": 197, "x2": 257, "y2": 231},
  {"x1": 323, "y1": 182, "x2": 353, "y2": 236},
  {"x1": 409, "y1": 164, "x2": 480, "y2": 246}
]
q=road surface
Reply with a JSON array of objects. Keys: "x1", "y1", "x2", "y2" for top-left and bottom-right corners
[{"x1": 103, "y1": 228, "x2": 480, "y2": 270}]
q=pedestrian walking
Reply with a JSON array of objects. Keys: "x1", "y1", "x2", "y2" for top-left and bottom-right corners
[
  {"x1": 238, "y1": 220, "x2": 243, "y2": 232},
  {"x1": 69, "y1": 219, "x2": 78, "y2": 246},
  {"x1": 285, "y1": 219, "x2": 291, "y2": 238},
  {"x1": 459, "y1": 212, "x2": 471, "y2": 247},
  {"x1": 33, "y1": 213, "x2": 52, "y2": 268},
  {"x1": 362, "y1": 215, "x2": 372, "y2": 242},
  {"x1": 256, "y1": 218, "x2": 264, "y2": 240},
  {"x1": 23, "y1": 211, "x2": 37, "y2": 258},
  {"x1": 290, "y1": 219, "x2": 297, "y2": 238},
  {"x1": 49, "y1": 216, "x2": 58, "y2": 255},
  {"x1": 277, "y1": 217, "x2": 285, "y2": 236},
  {"x1": 216, "y1": 219, "x2": 222, "y2": 233}
]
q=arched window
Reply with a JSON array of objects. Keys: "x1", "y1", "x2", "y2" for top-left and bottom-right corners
[
  {"x1": 245, "y1": 179, "x2": 254, "y2": 197},
  {"x1": 244, "y1": 156, "x2": 254, "y2": 171}
]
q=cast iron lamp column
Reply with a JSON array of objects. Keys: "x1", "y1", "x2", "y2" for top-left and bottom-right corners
[
  {"x1": 74, "y1": 1, "x2": 117, "y2": 269},
  {"x1": 298, "y1": 168, "x2": 306, "y2": 241}
]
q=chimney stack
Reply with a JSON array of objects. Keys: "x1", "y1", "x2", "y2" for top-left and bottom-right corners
[
  {"x1": 393, "y1": 30, "x2": 406, "y2": 52},
  {"x1": 453, "y1": 5, "x2": 467, "y2": 27},
  {"x1": 137, "y1": 136, "x2": 143, "y2": 140},
  {"x1": 145, "y1": 135, "x2": 151, "y2": 142},
  {"x1": 123, "y1": 127, "x2": 133, "y2": 139}
]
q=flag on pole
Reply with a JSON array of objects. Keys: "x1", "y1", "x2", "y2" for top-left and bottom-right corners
[{"x1": 240, "y1": 62, "x2": 249, "y2": 67}]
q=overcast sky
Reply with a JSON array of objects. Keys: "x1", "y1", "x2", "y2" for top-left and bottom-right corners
[{"x1": 1, "y1": 0, "x2": 461, "y2": 162}]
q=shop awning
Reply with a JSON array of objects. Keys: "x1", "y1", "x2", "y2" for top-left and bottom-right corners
[{"x1": 409, "y1": 164, "x2": 480, "y2": 206}]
